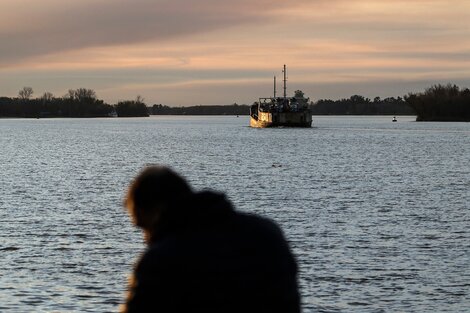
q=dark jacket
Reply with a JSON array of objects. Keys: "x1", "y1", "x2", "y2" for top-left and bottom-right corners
[{"x1": 123, "y1": 191, "x2": 300, "y2": 313}]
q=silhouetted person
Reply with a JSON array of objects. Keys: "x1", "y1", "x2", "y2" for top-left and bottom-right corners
[{"x1": 122, "y1": 166, "x2": 300, "y2": 313}]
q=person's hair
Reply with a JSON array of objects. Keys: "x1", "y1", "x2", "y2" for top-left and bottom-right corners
[{"x1": 125, "y1": 166, "x2": 192, "y2": 227}]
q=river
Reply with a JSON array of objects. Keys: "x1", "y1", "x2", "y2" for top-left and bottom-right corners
[{"x1": 0, "y1": 116, "x2": 469, "y2": 312}]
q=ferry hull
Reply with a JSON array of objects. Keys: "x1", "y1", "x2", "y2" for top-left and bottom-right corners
[{"x1": 250, "y1": 111, "x2": 312, "y2": 128}]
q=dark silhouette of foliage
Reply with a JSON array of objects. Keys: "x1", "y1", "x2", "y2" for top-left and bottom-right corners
[
  {"x1": 62, "y1": 88, "x2": 113, "y2": 117},
  {"x1": 0, "y1": 88, "x2": 114, "y2": 118},
  {"x1": 18, "y1": 87, "x2": 34, "y2": 100},
  {"x1": 115, "y1": 96, "x2": 149, "y2": 117},
  {"x1": 150, "y1": 103, "x2": 250, "y2": 115},
  {"x1": 2, "y1": 84, "x2": 469, "y2": 120},
  {"x1": 405, "y1": 84, "x2": 470, "y2": 121},
  {"x1": 311, "y1": 95, "x2": 414, "y2": 115}
]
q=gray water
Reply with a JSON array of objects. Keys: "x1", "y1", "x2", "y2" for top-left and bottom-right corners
[{"x1": 0, "y1": 116, "x2": 469, "y2": 312}]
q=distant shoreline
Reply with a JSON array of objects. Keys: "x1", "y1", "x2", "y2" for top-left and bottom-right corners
[
  {"x1": 2, "y1": 84, "x2": 469, "y2": 121},
  {"x1": 3, "y1": 114, "x2": 470, "y2": 121}
]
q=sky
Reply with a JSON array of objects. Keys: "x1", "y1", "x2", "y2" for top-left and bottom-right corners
[{"x1": 1, "y1": 0, "x2": 469, "y2": 106}]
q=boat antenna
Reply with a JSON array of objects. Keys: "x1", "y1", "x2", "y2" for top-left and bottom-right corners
[
  {"x1": 282, "y1": 64, "x2": 287, "y2": 100},
  {"x1": 274, "y1": 76, "x2": 276, "y2": 98}
]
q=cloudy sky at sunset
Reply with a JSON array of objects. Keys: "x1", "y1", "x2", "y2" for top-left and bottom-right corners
[{"x1": 1, "y1": 0, "x2": 469, "y2": 106}]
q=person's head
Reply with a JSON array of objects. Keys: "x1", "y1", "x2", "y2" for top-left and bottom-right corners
[{"x1": 125, "y1": 166, "x2": 192, "y2": 234}]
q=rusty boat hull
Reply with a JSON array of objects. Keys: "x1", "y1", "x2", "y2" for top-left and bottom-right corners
[{"x1": 250, "y1": 111, "x2": 312, "y2": 128}]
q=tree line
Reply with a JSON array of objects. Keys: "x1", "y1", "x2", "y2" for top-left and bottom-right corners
[
  {"x1": 0, "y1": 87, "x2": 148, "y2": 118},
  {"x1": 404, "y1": 84, "x2": 470, "y2": 121},
  {"x1": 311, "y1": 95, "x2": 414, "y2": 115},
  {"x1": 150, "y1": 103, "x2": 250, "y2": 115},
  {"x1": 2, "y1": 84, "x2": 469, "y2": 120},
  {"x1": 150, "y1": 85, "x2": 469, "y2": 120},
  {"x1": 149, "y1": 97, "x2": 414, "y2": 116},
  {"x1": 311, "y1": 84, "x2": 469, "y2": 121}
]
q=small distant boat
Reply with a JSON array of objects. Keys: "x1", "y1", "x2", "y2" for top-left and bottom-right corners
[
  {"x1": 250, "y1": 65, "x2": 312, "y2": 128},
  {"x1": 392, "y1": 116, "x2": 397, "y2": 122}
]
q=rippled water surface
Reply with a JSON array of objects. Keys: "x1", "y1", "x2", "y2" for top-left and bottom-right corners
[{"x1": 1, "y1": 116, "x2": 469, "y2": 312}]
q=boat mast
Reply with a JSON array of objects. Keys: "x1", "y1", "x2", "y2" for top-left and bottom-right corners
[
  {"x1": 282, "y1": 64, "x2": 287, "y2": 100},
  {"x1": 274, "y1": 76, "x2": 276, "y2": 98}
]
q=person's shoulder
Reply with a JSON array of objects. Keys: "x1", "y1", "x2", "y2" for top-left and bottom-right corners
[
  {"x1": 236, "y1": 211, "x2": 280, "y2": 228},
  {"x1": 233, "y1": 212, "x2": 298, "y2": 271},
  {"x1": 234, "y1": 212, "x2": 286, "y2": 241}
]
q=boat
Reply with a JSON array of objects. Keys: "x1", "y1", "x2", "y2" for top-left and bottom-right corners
[
  {"x1": 392, "y1": 116, "x2": 397, "y2": 122},
  {"x1": 250, "y1": 65, "x2": 312, "y2": 128}
]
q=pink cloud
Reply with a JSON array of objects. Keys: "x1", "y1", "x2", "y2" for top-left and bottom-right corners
[{"x1": 0, "y1": 0, "x2": 310, "y2": 65}]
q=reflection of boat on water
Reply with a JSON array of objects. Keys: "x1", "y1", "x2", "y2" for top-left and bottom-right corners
[
  {"x1": 250, "y1": 65, "x2": 312, "y2": 128},
  {"x1": 392, "y1": 116, "x2": 397, "y2": 122}
]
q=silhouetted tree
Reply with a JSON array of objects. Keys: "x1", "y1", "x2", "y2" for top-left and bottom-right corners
[
  {"x1": 115, "y1": 96, "x2": 149, "y2": 117},
  {"x1": 18, "y1": 87, "x2": 34, "y2": 100},
  {"x1": 405, "y1": 84, "x2": 470, "y2": 121},
  {"x1": 41, "y1": 92, "x2": 54, "y2": 102}
]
